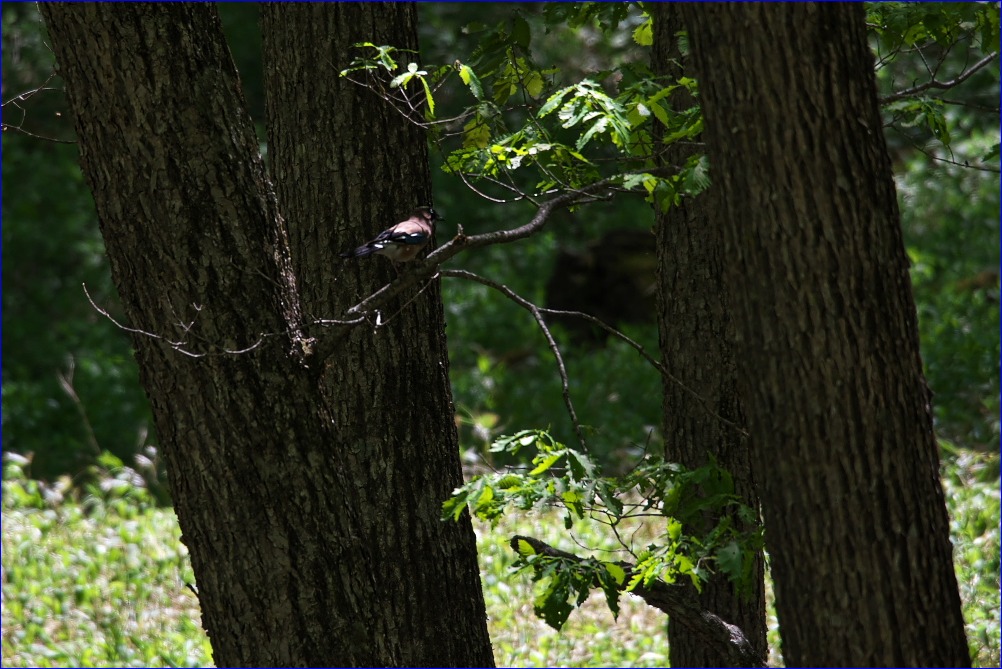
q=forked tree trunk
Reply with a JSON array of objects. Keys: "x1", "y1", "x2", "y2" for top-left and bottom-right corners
[
  {"x1": 41, "y1": 4, "x2": 494, "y2": 666},
  {"x1": 651, "y1": 5, "x2": 767, "y2": 666},
  {"x1": 678, "y1": 3, "x2": 970, "y2": 666},
  {"x1": 260, "y1": 3, "x2": 495, "y2": 666}
]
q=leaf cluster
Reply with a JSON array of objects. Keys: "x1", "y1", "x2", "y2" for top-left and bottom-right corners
[
  {"x1": 443, "y1": 430, "x2": 763, "y2": 630},
  {"x1": 341, "y1": 6, "x2": 710, "y2": 212}
]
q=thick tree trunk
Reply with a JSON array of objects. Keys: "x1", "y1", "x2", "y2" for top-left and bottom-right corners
[
  {"x1": 677, "y1": 3, "x2": 970, "y2": 666},
  {"x1": 260, "y1": 3, "x2": 495, "y2": 666},
  {"x1": 651, "y1": 6, "x2": 767, "y2": 667},
  {"x1": 41, "y1": 4, "x2": 494, "y2": 666}
]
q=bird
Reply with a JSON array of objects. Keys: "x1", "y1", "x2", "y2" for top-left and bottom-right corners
[{"x1": 339, "y1": 206, "x2": 442, "y2": 263}]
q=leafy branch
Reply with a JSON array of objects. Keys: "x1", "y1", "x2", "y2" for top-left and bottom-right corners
[
  {"x1": 508, "y1": 534, "x2": 765, "y2": 668},
  {"x1": 443, "y1": 430, "x2": 764, "y2": 634}
]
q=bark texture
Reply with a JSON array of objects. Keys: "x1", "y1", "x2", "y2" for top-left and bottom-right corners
[
  {"x1": 651, "y1": 6, "x2": 767, "y2": 666},
  {"x1": 261, "y1": 3, "x2": 495, "y2": 666},
  {"x1": 42, "y1": 3, "x2": 493, "y2": 666},
  {"x1": 677, "y1": 3, "x2": 970, "y2": 666}
]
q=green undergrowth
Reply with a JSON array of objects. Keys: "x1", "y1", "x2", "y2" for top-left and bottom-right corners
[{"x1": 2, "y1": 449, "x2": 998, "y2": 667}]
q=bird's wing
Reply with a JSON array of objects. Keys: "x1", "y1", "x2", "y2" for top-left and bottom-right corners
[{"x1": 372, "y1": 220, "x2": 432, "y2": 246}]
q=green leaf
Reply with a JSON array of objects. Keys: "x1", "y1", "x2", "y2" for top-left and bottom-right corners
[
  {"x1": 459, "y1": 64, "x2": 484, "y2": 101},
  {"x1": 441, "y1": 488, "x2": 469, "y2": 522},
  {"x1": 596, "y1": 564, "x2": 622, "y2": 620},
  {"x1": 632, "y1": 17, "x2": 653, "y2": 46},
  {"x1": 982, "y1": 142, "x2": 1000, "y2": 162},
  {"x1": 475, "y1": 484, "x2": 495, "y2": 507},
  {"x1": 649, "y1": 100, "x2": 671, "y2": 128},
  {"x1": 667, "y1": 518, "x2": 683, "y2": 541},
  {"x1": 420, "y1": 76, "x2": 435, "y2": 118},
  {"x1": 463, "y1": 117, "x2": 491, "y2": 149},
  {"x1": 534, "y1": 577, "x2": 574, "y2": 630},
  {"x1": 389, "y1": 71, "x2": 413, "y2": 89},
  {"x1": 539, "y1": 86, "x2": 573, "y2": 117},
  {"x1": 525, "y1": 71, "x2": 545, "y2": 99},
  {"x1": 566, "y1": 450, "x2": 596, "y2": 481},
  {"x1": 716, "y1": 540, "x2": 744, "y2": 584},
  {"x1": 529, "y1": 452, "x2": 562, "y2": 476},
  {"x1": 515, "y1": 538, "x2": 536, "y2": 557},
  {"x1": 603, "y1": 562, "x2": 626, "y2": 586},
  {"x1": 577, "y1": 116, "x2": 610, "y2": 150},
  {"x1": 496, "y1": 474, "x2": 522, "y2": 490}
]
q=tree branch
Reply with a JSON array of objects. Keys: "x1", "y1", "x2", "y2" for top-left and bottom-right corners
[
  {"x1": 1, "y1": 72, "x2": 77, "y2": 145},
  {"x1": 509, "y1": 535, "x2": 765, "y2": 668},
  {"x1": 438, "y1": 269, "x2": 750, "y2": 438},
  {"x1": 440, "y1": 269, "x2": 587, "y2": 451},
  {"x1": 880, "y1": 50, "x2": 999, "y2": 104},
  {"x1": 340, "y1": 169, "x2": 672, "y2": 324},
  {"x1": 83, "y1": 283, "x2": 273, "y2": 358}
]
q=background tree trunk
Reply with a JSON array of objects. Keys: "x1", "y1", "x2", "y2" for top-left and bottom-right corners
[
  {"x1": 41, "y1": 4, "x2": 494, "y2": 666},
  {"x1": 651, "y1": 6, "x2": 767, "y2": 666},
  {"x1": 677, "y1": 4, "x2": 970, "y2": 666}
]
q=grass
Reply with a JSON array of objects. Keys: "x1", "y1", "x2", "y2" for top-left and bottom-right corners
[{"x1": 2, "y1": 450, "x2": 999, "y2": 667}]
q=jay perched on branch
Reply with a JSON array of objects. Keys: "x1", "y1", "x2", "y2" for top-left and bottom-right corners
[{"x1": 340, "y1": 205, "x2": 441, "y2": 263}]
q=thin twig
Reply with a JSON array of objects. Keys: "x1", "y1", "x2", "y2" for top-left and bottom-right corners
[
  {"x1": 56, "y1": 355, "x2": 102, "y2": 456},
  {"x1": 888, "y1": 127, "x2": 1001, "y2": 173},
  {"x1": 439, "y1": 269, "x2": 750, "y2": 438},
  {"x1": 83, "y1": 283, "x2": 274, "y2": 358},
  {"x1": 2, "y1": 72, "x2": 77, "y2": 144},
  {"x1": 437, "y1": 269, "x2": 587, "y2": 451}
]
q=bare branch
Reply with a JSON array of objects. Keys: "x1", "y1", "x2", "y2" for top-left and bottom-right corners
[
  {"x1": 56, "y1": 355, "x2": 102, "y2": 456},
  {"x1": 439, "y1": 269, "x2": 587, "y2": 451},
  {"x1": 342, "y1": 169, "x2": 673, "y2": 323},
  {"x1": 1, "y1": 123, "x2": 76, "y2": 144},
  {"x1": 888, "y1": 126, "x2": 1001, "y2": 173},
  {"x1": 880, "y1": 51, "x2": 1000, "y2": 104},
  {"x1": 510, "y1": 535, "x2": 765, "y2": 668},
  {"x1": 1, "y1": 72, "x2": 77, "y2": 144},
  {"x1": 439, "y1": 269, "x2": 751, "y2": 438},
  {"x1": 83, "y1": 283, "x2": 274, "y2": 358}
]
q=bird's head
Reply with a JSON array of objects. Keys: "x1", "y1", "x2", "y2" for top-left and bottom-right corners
[{"x1": 414, "y1": 205, "x2": 443, "y2": 224}]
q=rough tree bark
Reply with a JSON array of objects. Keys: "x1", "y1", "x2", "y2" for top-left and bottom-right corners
[
  {"x1": 651, "y1": 5, "x2": 767, "y2": 666},
  {"x1": 260, "y1": 3, "x2": 495, "y2": 665},
  {"x1": 677, "y1": 3, "x2": 970, "y2": 666},
  {"x1": 41, "y1": 4, "x2": 494, "y2": 666}
]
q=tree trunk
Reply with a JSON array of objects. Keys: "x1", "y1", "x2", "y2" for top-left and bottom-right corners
[
  {"x1": 651, "y1": 6, "x2": 767, "y2": 666},
  {"x1": 260, "y1": 3, "x2": 495, "y2": 666},
  {"x1": 41, "y1": 4, "x2": 494, "y2": 666},
  {"x1": 677, "y1": 4, "x2": 970, "y2": 666}
]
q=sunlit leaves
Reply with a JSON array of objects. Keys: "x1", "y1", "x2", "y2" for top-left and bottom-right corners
[
  {"x1": 457, "y1": 62, "x2": 484, "y2": 100},
  {"x1": 340, "y1": 44, "x2": 437, "y2": 118},
  {"x1": 540, "y1": 80, "x2": 633, "y2": 150},
  {"x1": 632, "y1": 16, "x2": 653, "y2": 47},
  {"x1": 342, "y1": 17, "x2": 714, "y2": 209},
  {"x1": 443, "y1": 430, "x2": 763, "y2": 630}
]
